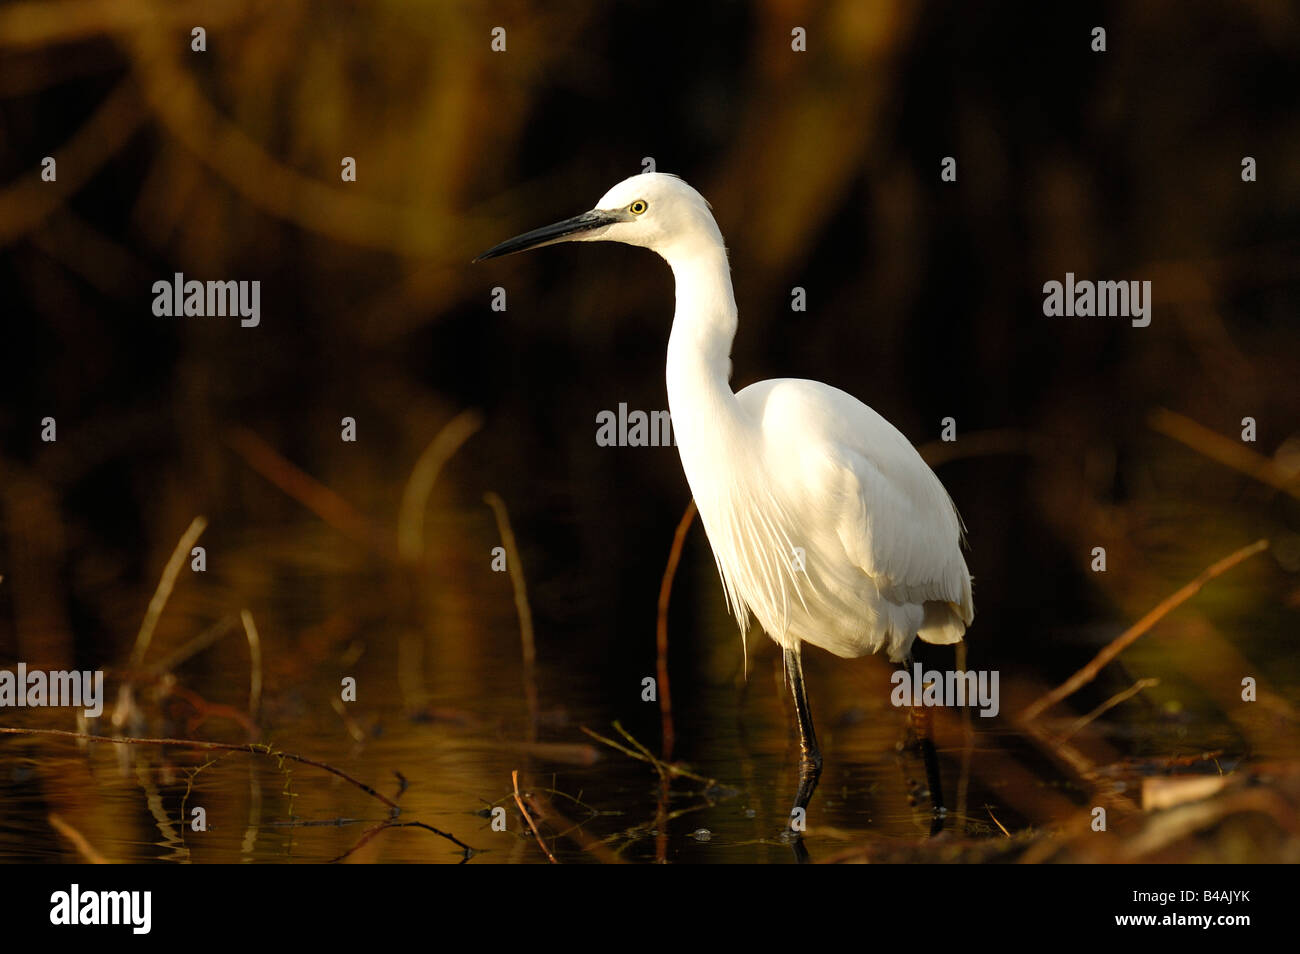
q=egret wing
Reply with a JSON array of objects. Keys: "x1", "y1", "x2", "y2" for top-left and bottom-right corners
[{"x1": 738, "y1": 378, "x2": 973, "y2": 622}]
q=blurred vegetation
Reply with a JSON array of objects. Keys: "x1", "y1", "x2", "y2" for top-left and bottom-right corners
[{"x1": 0, "y1": 0, "x2": 1297, "y2": 861}]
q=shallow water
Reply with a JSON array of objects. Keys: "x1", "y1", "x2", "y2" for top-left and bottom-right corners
[
  {"x1": 0, "y1": 604, "x2": 1266, "y2": 864},
  {"x1": 1, "y1": 469, "x2": 1295, "y2": 864}
]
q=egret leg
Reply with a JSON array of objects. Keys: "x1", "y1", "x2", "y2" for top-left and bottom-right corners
[
  {"x1": 904, "y1": 653, "x2": 947, "y2": 836},
  {"x1": 784, "y1": 645, "x2": 822, "y2": 823}
]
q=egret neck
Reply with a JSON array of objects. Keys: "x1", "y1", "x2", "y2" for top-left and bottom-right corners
[{"x1": 663, "y1": 239, "x2": 743, "y2": 456}]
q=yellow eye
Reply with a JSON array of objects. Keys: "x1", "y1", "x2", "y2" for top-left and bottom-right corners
[{"x1": 629, "y1": 199, "x2": 648, "y2": 215}]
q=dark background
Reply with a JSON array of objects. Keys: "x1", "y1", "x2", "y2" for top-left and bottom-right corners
[{"x1": 0, "y1": 0, "x2": 1297, "y2": 862}]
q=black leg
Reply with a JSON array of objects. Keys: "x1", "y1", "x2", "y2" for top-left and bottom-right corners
[
  {"x1": 904, "y1": 652, "x2": 947, "y2": 836},
  {"x1": 784, "y1": 645, "x2": 822, "y2": 824}
]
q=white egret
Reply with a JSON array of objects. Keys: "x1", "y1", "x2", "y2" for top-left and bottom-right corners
[{"x1": 476, "y1": 173, "x2": 973, "y2": 827}]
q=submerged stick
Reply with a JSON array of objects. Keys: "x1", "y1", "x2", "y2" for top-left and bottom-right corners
[
  {"x1": 126, "y1": 515, "x2": 206, "y2": 673},
  {"x1": 328, "y1": 819, "x2": 474, "y2": 862},
  {"x1": 113, "y1": 515, "x2": 207, "y2": 728},
  {"x1": 1060, "y1": 677, "x2": 1160, "y2": 740},
  {"x1": 240, "y1": 609, "x2": 263, "y2": 726},
  {"x1": 143, "y1": 614, "x2": 239, "y2": 677},
  {"x1": 397, "y1": 410, "x2": 483, "y2": 562},
  {"x1": 656, "y1": 499, "x2": 696, "y2": 761},
  {"x1": 484, "y1": 492, "x2": 538, "y2": 738},
  {"x1": 519, "y1": 790, "x2": 623, "y2": 864},
  {"x1": 581, "y1": 722, "x2": 716, "y2": 786},
  {"x1": 226, "y1": 428, "x2": 396, "y2": 559},
  {"x1": 985, "y1": 805, "x2": 1011, "y2": 838},
  {"x1": 513, "y1": 769, "x2": 556, "y2": 863},
  {"x1": 1151, "y1": 408, "x2": 1300, "y2": 501},
  {"x1": 1022, "y1": 538, "x2": 1269, "y2": 722},
  {"x1": 0, "y1": 726, "x2": 401, "y2": 813},
  {"x1": 48, "y1": 812, "x2": 111, "y2": 863}
]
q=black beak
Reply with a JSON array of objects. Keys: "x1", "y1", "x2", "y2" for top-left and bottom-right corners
[{"x1": 473, "y1": 209, "x2": 623, "y2": 262}]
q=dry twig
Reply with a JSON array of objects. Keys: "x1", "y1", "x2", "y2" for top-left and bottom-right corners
[
  {"x1": 513, "y1": 769, "x2": 556, "y2": 863},
  {"x1": 1022, "y1": 539, "x2": 1269, "y2": 722}
]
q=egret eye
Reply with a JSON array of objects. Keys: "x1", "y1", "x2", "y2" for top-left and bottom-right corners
[{"x1": 629, "y1": 199, "x2": 648, "y2": 215}]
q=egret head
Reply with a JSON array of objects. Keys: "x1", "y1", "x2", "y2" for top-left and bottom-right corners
[{"x1": 474, "y1": 173, "x2": 723, "y2": 265}]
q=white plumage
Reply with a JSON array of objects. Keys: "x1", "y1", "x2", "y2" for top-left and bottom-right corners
[
  {"x1": 477, "y1": 171, "x2": 974, "y2": 819},
  {"x1": 723, "y1": 377, "x2": 973, "y2": 661},
  {"x1": 584, "y1": 173, "x2": 976, "y2": 665}
]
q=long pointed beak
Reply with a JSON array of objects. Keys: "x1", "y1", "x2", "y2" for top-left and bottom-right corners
[{"x1": 473, "y1": 209, "x2": 623, "y2": 262}]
